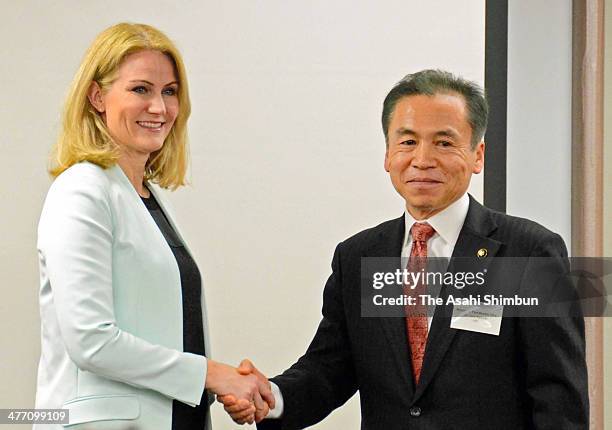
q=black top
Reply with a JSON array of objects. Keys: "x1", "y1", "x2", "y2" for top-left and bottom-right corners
[{"x1": 141, "y1": 192, "x2": 208, "y2": 429}]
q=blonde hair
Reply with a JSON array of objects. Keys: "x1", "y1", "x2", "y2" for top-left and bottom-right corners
[{"x1": 50, "y1": 22, "x2": 191, "y2": 189}]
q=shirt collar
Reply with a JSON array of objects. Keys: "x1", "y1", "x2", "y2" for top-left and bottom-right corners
[{"x1": 404, "y1": 193, "x2": 470, "y2": 246}]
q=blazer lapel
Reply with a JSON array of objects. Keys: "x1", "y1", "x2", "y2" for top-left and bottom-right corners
[
  {"x1": 413, "y1": 196, "x2": 502, "y2": 402},
  {"x1": 365, "y1": 215, "x2": 417, "y2": 395}
]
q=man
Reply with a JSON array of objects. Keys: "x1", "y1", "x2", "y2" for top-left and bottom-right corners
[{"x1": 222, "y1": 70, "x2": 589, "y2": 428}]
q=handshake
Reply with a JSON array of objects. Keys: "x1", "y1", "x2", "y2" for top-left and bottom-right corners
[{"x1": 205, "y1": 358, "x2": 275, "y2": 425}]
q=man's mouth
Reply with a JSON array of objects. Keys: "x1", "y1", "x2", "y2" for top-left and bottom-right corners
[{"x1": 407, "y1": 178, "x2": 443, "y2": 184}]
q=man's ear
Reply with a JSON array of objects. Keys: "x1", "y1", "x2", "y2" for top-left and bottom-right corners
[
  {"x1": 384, "y1": 147, "x2": 390, "y2": 172},
  {"x1": 472, "y1": 141, "x2": 485, "y2": 174},
  {"x1": 87, "y1": 81, "x2": 105, "y2": 113}
]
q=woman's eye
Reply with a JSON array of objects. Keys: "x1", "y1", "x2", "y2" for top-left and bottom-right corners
[
  {"x1": 163, "y1": 87, "x2": 177, "y2": 96},
  {"x1": 131, "y1": 86, "x2": 147, "y2": 94}
]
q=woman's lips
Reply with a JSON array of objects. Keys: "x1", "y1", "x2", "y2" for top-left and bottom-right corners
[{"x1": 136, "y1": 121, "x2": 165, "y2": 132}]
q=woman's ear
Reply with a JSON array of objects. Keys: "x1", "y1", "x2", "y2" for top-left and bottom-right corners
[{"x1": 87, "y1": 81, "x2": 105, "y2": 113}]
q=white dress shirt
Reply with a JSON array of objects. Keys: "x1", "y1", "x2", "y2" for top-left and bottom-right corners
[{"x1": 267, "y1": 194, "x2": 470, "y2": 419}]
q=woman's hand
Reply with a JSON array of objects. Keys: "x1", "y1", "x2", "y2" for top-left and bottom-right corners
[{"x1": 206, "y1": 359, "x2": 274, "y2": 424}]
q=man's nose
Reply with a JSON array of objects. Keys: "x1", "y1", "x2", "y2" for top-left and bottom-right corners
[{"x1": 411, "y1": 142, "x2": 436, "y2": 168}]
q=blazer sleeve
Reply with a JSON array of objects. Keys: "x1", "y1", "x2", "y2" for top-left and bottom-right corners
[
  {"x1": 38, "y1": 170, "x2": 206, "y2": 406},
  {"x1": 518, "y1": 233, "x2": 589, "y2": 429},
  {"x1": 259, "y1": 242, "x2": 358, "y2": 430}
]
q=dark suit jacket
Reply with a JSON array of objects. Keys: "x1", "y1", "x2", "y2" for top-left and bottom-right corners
[{"x1": 260, "y1": 197, "x2": 588, "y2": 429}]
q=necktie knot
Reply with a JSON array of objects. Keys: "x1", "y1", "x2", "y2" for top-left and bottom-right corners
[{"x1": 411, "y1": 222, "x2": 435, "y2": 243}]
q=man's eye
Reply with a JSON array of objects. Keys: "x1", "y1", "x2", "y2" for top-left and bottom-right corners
[
  {"x1": 131, "y1": 86, "x2": 147, "y2": 94},
  {"x1": 400, "y1": 139, "x2": 416, "y2": 145},
  {"x1": 163, "y1": 87, "x2": 177, "y2": 96},
  {"x1": 438, "y1": 140, "x2": 453, "y2": 147}
]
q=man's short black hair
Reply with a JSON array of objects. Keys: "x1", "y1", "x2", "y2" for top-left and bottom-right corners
[{"x1": 382, "y1": 69, "x2": 488, "y2": 148}]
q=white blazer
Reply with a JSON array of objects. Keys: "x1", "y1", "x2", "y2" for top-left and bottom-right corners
[{"x1": 35, "y1": 162, "x2": 212, "y2": 430}]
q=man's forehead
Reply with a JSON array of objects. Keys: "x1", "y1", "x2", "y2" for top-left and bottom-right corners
[
  {"x1": 397, "y1": 92, "x2": 467, "y2": 110},
  {"x1": 391, "y1": 94, "x2": 468, "y2": 125}
]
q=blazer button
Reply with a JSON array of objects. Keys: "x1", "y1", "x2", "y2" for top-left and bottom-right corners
[{"x1": 410, "y1": 406, "x2": 421, "y2": 417}]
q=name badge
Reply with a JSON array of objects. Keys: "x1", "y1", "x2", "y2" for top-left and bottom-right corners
[{"x1": 450, "y1": 304, "x2": 503, "y2": 336}]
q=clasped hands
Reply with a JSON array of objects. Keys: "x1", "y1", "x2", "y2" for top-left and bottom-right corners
[{"x1": 206, "y1": 358, "x2": 274, "y2": 425}]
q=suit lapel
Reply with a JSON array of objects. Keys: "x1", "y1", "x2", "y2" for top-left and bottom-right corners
[
  {"x1": 413, "y1": 196, "x2": 502, "y2": 402},
  {"x1": 366, "y1": 215, "x2": 417, "y2": 395}
]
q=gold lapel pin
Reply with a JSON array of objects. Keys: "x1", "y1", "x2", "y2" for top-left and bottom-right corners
[{"x1": 477, "y1": 248, "x2": 488, "y2": 258}]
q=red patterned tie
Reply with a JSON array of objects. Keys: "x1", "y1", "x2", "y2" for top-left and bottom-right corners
[{"x1": 405, "y1": 222, "x2": 435, "y2": 384}]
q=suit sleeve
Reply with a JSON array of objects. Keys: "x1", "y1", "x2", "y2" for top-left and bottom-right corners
[
  {"x1": 259, "y1": 243, "x2": 358, "y2": 430},
  {"x1": 38, "y1": 172, "x2": 206, "y2": 406},
  {"x1": 518, "y1": 233, "x2": 589, "y2": 429}
]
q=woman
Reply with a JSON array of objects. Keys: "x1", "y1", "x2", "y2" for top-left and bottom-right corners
[{"x1": 35, "y1": 23, "x2": 271, "y2": 429}]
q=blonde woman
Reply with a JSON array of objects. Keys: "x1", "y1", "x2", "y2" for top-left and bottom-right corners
[{"x1": 35, "y1": 23, "x2": 273, "y2": 429}]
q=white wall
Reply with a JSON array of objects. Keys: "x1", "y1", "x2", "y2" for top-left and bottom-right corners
[
  {"x1": 506, "y1": 0, "x2": 573, "y2": 246},
  {"x1": 0, "y1": 1, "x2": 485, "y2": 429}
]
